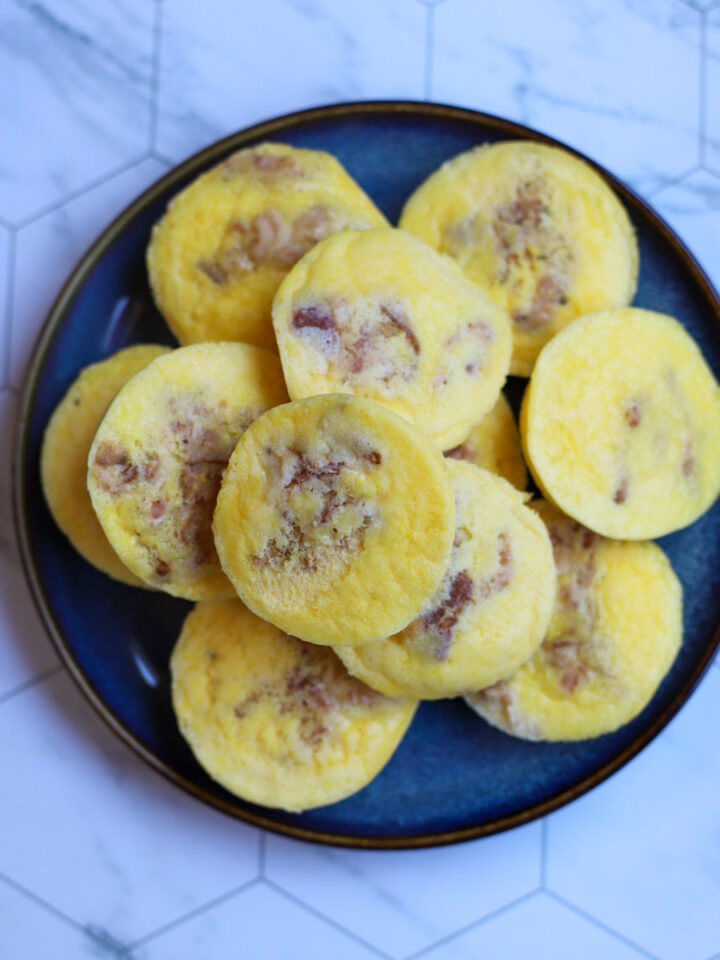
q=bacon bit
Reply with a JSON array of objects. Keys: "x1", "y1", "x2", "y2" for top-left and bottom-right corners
[
  {"x1": 497, "y1": 182, "x2": 546, "y2": 228},
  {"x1": 292, "y1": 304, "x2": 337, "y2": 333},
  {"x1": 444, "y1": 444, "x2": 470, "y2": 461},
  {"x1": 178, "y1": 462, "x2": 225, "y2": 567},
  {"x1": 155, "y1": 558, "x2": 170, "y2": 577},
  {"x1": 292, "y1": 204, "x2": 333, "y2": 246},
  {"x1": 284, "y1": 453, "x2": 345, "y2": 489},
  {"x1": 682, "y1": 439, "x2": 695, "y2": 477},
  {"x1": 252, "y1": 153, "x2": 301, "y2": 175},
  {"x1": 233, "y1": 691, "x2": 261, "y2": 720},
  {"x1": 379, "y1": 304, "x2": 421, "y2": 355},
  {"x1": 425, "y1": 570, "x2": 475, "y2": 660},
  {"x1": 613, "y1": 476, "x2": 629, "y2": 504},
  {"x1": 625, "y1": 401, "x2": 642, "y2": 428},
  {"x1": 546, "y1": 638, "x2": 588, "y2": 693},
  {"x1": 581, "y1": 529, "x2": 598, "y2": 550},
  {"x1": 150, "y1": 499, "x2": 166, "y2": 520},
  {"x1": 365, "y1": 450, "x2": 382, "y2": 465},
  {"x1": 249, "y1": 209, "x2": 284, "y2": 263},
  {"x1": 93, "y1": 442, "x2": 138, "y2": 493},
  {"x1": 476, "y1": 532, "x2": 513, "y2": 599},
  {"x1": 197, "y1": 259, "x2": 229, "y2": 285}
]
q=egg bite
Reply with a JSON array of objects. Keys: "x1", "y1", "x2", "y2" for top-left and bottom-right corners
[
  {"x1": 444, "y1": 392, "x2": 527, "y2": 490},
  {"x1": 521, "y1": 307, "x2": 720, "y2": 539},
  {"x1": 41, "y1": 344, "x2": 170, "y2": 587},
  {"x1": 465, "y1": 500, "x2": 682, "y2": 741},
  {"x1": 399, "y1": 140, "x2": 638, "y2": 376},
  {"x1": 213, "y1": 394, "x2": 456, "y2": 647},
  {"x1": 272, "y1": 228, "x2": 512, "y2": 449},
  {"x1": 87, "y1": 342, "x2": 288, "y2": 599},
  {"x1": 336, "y1": 461, "x2": 555, "y2": 699},
  {"x1": 147, "y1": 142, "x2": 388, "y2": 350},
  {"x1": 171, "y1": 599, "x2": 417, "y2": 812}
]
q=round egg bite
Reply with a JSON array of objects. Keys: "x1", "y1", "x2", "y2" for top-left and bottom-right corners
[
  {"x1": 213, "y1": 394, "x2": 456, "y2": 647},
  {"x1": 465, "y1": 500, "x2": 682, "y2": 741},
  {"x1": 272, "y1": 228, "x2": 511, "y2": 450},
  {"x1": 444, "y1": 392, "x2": 527, "y2": 489},
  {"x1": 87, "y1": 342, "x2": 288, "y2": 599},
  {"x1": 171, "y1": 600, "x2": 417, "y2": 812},
  {"x1": 399, "y1": 140, "x2": 638, "y2": 376},
  {"x1": 41, "y1": 344, "x2": 170, "y2": 587},
  {"x1": 336, "y1": 461, "x2": 555, "y2": 699},
  {"x1": 147, "y1": 142, "x2": 388, "y2": 350},
  {"x1": 521, "y1": 307, "x2": 720, "y2": 539}
]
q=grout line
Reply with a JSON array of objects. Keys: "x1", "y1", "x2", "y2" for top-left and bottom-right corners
[
  {"x1": 423, "y1": 4, "x2": 435, "y2": 101},
  {"x1": 13, "y1": 154, "x2": 152, "y2": 232},
  {"x1": 125, "y1": 878, "x2": 261, "y2": 952},
  {"x1": 148, "y1": 0, "x2": 164, "y2": 153},
  {"x1": 404, "y1": 889, "x2": 540, "y2": 960},
  {"x1": 544, "y1": 890, "x2": 661, "y2": 960},
  {"x1": 540, "y1": 817, "x2": 548, "y2": 888},
  {"x1": 0, "y1": 666, "x2": 63, "y2": 710},
  {"x1": 643, "y1": 164, "x2": 700, "y2": 199},
  {"x1": 261, "y1": 878, "x2": 393, "y2": 960},
  {"x1": 700, "y1": 10, "x2": 708, "y2": 166},
  {"x1": 258, "y1": 830, "x2": 267, "y2": 878},
  {"x1": 2, "y1": 230, "x2": 16, "y2": 387},
  {"x1": 0, "y1": 870, "x2": 125, "y2": 956},
  {"x1": 149, "y1": 149, "x2": 175, "y2": 169}
]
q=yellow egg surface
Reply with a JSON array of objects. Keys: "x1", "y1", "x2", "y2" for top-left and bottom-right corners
[
  {"x1": 171, "y1": 600, "x2": 417, "y2": 813},
  {"x1": 336, "y1": 461, "x2": 555, "y2": 699},
  {"x1": 399, "y1": 141, "x2": 638, "y2": 376},
  {"x1": 272, "y1": 228, "x2": 511, "y2": 449},
  {"x1": 41, "y1": 344, "x2": 170, "y2": 587},
  {"x1": 147, "y1": 142, "x2": 388, "y2": 350},
  {"x1": 213, "y1": 394, "x2": 456, "y2": 646},
  {"x1": 466, "y1": 500, "x2": 682, "y2": 741},
  {"x1": 522, "y1": 307, "x2": 720, "y2": 539},
  {"x1": 444, "y1": 392, "x2": 527, "y2": 489},
  {"x1": 87, "y1": 342, "x2": 289, "y2": 599}
]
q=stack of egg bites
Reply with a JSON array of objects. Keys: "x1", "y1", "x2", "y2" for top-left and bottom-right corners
[{"x1": 42, "y1": 140, "x2": 720, "y2": 813}]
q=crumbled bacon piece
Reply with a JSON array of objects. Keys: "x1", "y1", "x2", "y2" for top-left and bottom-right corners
[
  {"x1": 625, "y1": 401, "x2": 642, "y2": 428},
  {"x1": 424, "y1": 570, "x2": 475, "y2": 661},
  {"x1": 292, "y1": 304, "x2": 337, "y2": 333},
  {"x1": 613, "y1": 476, "x2": 629, "y2": 504},
  {"x1": 379, "y1": 304, "x2": 420, "y2": 355},
  {"x1": 93, "y1": 443, "x2": 138, "y2": 493}
]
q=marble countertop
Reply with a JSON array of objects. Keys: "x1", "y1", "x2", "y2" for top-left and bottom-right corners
[{"x1": 2, "y1": 1, "x2": 720, "y2": 958}]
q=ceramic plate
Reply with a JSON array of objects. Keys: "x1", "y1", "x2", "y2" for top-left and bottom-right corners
[{"x1": 13, "y1": 102, "x2": 720, "y2": 848}]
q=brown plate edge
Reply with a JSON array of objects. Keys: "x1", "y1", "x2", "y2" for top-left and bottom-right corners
[{"x1": 11, "y1": 99, "x2": 720, "y2": 850}]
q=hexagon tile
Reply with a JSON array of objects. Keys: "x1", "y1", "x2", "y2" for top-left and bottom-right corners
[
  {"x1": 0, "y1": 670, "x2": 260, "y2": 947},
  {"x1": 130, "y1": 883, "x2": 382, "y2": 960},
  {"x1": 0, "y1": 393, "x2": 60, "y2": 702},
  {"x1": 0, "y1": 878, "x2": 119, "y2": 960},
  {"x1": 707, "y1": 7, "x2": 720, "y2": 175},
  {"x1": 546, "y1": 666, "x2": 720, "y2": 960},
  {"x1": 652, "y1": 168, "x2": 720, "y2": 289},
  {"x1": 0, "y1": 0, "x2": 154, "y2": 225},
  {"x1": 432, "y1": 0, "x2": 701, "y2": 195},
  {"x1": 155, "y1": 0, "x2": 425, "y2": 163},
  {"x1": 416, "y1": 891, "x2": 650, "y2": 960},
  {"x1": 265, "y1": 823, "x2": 541, "y2": 958},
  {"x1": 10, "y1": 158, "x2": 168, "y2": 388}
]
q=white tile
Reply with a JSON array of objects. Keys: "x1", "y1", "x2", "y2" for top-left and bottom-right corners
[
  {"x1": 0, "y1": 0, "x2": 153, "y2": 224},
  {"x1": 652, "y1": 168, "x2": 720, "y2": 291},
  {"x1": 0, "y1": 393, "x2": 59, "y2": 700},
  {"x1": 0, "y1": 878, "x2": 115, "y2": 960},
  {"x1": 156, "y1": 0, "x2": 425, "y2": 162},
  {"x1": 0, "y1": 227, "x2": 10, "y2": 382},
  {"x1": 10, "y1": 158, "x2": 167, "y2": 388},
  {"x1": 546, "y1": 668, "x2": 720, "y2": 960},
  {"x1": 0, "y1": 671, "x2": 259, "y2": 944},
  {"x1": 433, "y1": 0, "x2": 701, "y2": 194},
  {"x1": 420, "y1": 892, "x2": 646, "y2": 960},
  {"x1": 707, "y1": 8, "x2": 720, "y2": 174},
  {"x1": 266, "y1": 823, "x2": 541, "y2": 958},
  {"x1": 132, "y1": 882, "x2": 379, "y2": 960}
]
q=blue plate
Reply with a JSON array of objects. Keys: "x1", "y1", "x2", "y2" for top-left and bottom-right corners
[{"x1": 13, "y1": 102, "x2": 720, "y2": 848}]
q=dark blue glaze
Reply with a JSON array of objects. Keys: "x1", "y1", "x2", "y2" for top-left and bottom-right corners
[{"x1": 20, "y1": 108, "x2": 720, "y2": 842}]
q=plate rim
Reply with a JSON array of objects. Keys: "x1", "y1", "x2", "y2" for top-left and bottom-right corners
[{"x1": 12, "y1": 98, "x2": 720, "y2": 849}]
